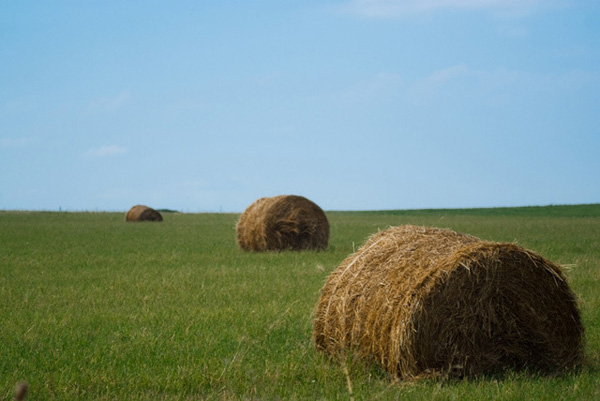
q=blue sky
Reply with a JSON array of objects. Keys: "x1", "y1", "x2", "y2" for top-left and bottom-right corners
[{"x1": 1, "y1": 0, "x2": 599, "y2": 212}]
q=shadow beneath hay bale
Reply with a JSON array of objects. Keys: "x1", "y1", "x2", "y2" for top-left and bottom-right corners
[
  {"x1": 318, "y1": 343, "x2": 586, "y2": 388},
  {"x1": 580, "y1": 351, "x2": 600, "y2": 375}
]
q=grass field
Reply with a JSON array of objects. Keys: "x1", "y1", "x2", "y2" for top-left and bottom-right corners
[{"x1": 1, "y1": 204, "x2": 599, "y2": 400}]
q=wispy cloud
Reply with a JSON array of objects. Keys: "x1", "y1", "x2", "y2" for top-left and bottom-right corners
[
  {"x1": 344, "y1": 72, "x2": 404, "y2": 103},
  {"x1": 497, "y1": 24, "x2": 529, "y2": 37},
  {"x1": 403, "y1": 64, "x2": 469, "y2": 104},
  {"x1": 338, "y1": 0, "x2": 563, "y2": 18},
  {"x1": 0, "y1": 99, "x2": 37, "y2": 115},
  {"x1": 402, "y1": 64, "x2": 599, "y2": 105},
  {"x1": 255, "y1": 71, "x2": 284, "y2": 85},
  {"x1": 83, "y1": 145, "x2": 128, "y2": 158},
  {"x1": 0, "y1": 137, "x2": 35, "y2": 148},
  {"x1": 86, "y1": 91, "x2": 131, "y2": 114}
]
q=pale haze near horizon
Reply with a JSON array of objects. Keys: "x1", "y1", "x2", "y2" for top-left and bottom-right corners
[{"x1": 1, "y1": 1, "x2": 599, "y2": 212}]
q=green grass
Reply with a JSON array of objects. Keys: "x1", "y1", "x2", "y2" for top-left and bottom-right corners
[{"x1": 1, "y1": 205, "x2": 599, "y2": 400}]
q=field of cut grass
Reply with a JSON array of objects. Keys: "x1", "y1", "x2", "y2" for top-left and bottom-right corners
[{"x1": 1, "y1": 204, "x2": 599, "y2": 400}]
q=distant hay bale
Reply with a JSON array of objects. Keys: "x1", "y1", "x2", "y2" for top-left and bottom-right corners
[
  {"x1": 236, "y1": 195, "x2": 329, "y2": 251},
  {"x1": 313, "y1": 225, "x2": 584, "y2": 379},
  {"x1": 125, "y1": 205, "x2": 163, "y2": 222}
]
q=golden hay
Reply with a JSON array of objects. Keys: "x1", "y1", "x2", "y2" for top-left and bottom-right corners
[
  {"x1": 125, "y1": 205, "x2": 163, "y2": 222},
  {"x1": 236, "y1": 195, "x2": 329, "y2": 251},
  {"x1": 313, "y1": 225, "x2": 584, "y2": 379}
]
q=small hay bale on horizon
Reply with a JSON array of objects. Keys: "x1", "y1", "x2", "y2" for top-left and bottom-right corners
[
  {"x1": 125, "y1": 205, "x2": 163, "y2": 222},
  {"x1": 313, "y1": 225, "x2": 584, "y2": 380},
  {"x1": 236, "y1": 195, "x2": 329, "y2": 251}
]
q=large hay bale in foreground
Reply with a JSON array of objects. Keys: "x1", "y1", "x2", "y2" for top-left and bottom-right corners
[
  {"x1": 313, "y1": 225, "x2": 584, "y2": 379},
  {"x1": 236, "y1": 195, "x2": 329, "y2": 251},
  {"x1": 125, "y1": 205, "x2": 163, "y2": 222}
]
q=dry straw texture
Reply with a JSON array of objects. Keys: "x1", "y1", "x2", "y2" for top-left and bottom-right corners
[
  {"x1": 125, "y1": 205, "x2": 163, "y2": 222},
  {"x1": 236, "y1": 195, "x2": 329, "y2": 251},
  {"x1": 313, "y1": 225, "x2": 584, "y2": 379}
]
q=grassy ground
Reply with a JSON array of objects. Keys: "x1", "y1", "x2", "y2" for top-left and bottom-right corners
[{"x1": 1, "y1": 205, "x2": 599, "y2": 400}]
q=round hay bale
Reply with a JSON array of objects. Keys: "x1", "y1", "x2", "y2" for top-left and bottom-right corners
[
  {"x1": 125, "y1": 205, "x2": 163, "y2": 222},
  {"x1": 236, "y1": 195, "x2": 329, "y2": 251},
  {"x1": 313, "y1": 225, "x2": 584, "y2": 379}
]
